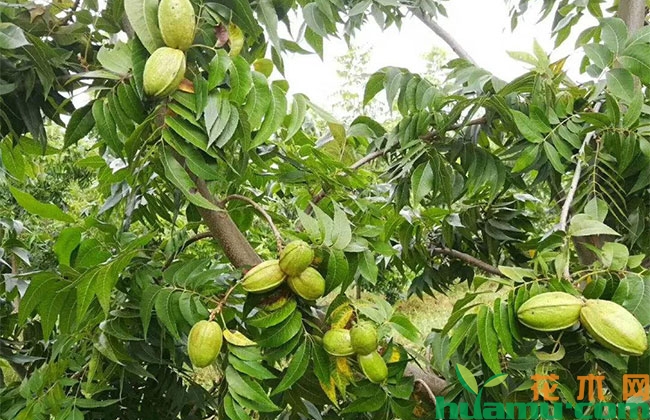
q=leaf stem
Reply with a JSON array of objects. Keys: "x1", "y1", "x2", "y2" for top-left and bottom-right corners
[{"x1": 221, "y1": 194, "x2": 284, "y2": 252}]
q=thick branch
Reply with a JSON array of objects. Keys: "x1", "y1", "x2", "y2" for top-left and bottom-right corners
[
  {"x1": 430, "y1": 246, "x2": 502, "y2": 276},
  {"x1": 412, "y1": 9, "x2": 477, "y2": 65},
  {"x1": 192, "y1": 178, "x2": 262, "y2": 268},
  {"x1": 222, "y1": 194, "x2": 284, "y2": 252},
  {"x1": 618, "y1": 0, "x2": 646, "y2": 33}
]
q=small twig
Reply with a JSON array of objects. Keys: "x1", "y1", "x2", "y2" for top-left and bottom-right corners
[
  {"x1": 557, "y1": 102, "x2": 602, "y2": 233},
  {"x1": 557, "y1": 102, "x2": 602, "y2": 280},
  {"x1": 59, "y1": 0, "x2": 81, "y2": 26},
  {"x1": 350, "y1": 150, "x2": 386, "y2": 170},
  {"x1": 307, "y1": 149, "x2": 388, "y2": 214},
  {"x1": 419, "y1": 116, "x2": 488, "y2": 142},
  {"x1": 208, "y1": 282, "x2": 239, "y2": 321},
  {"x1": 411, "y1": 8, "x2": 477, "y2": 65},
  {"x1": 163, "y1": 232, "x2": 213, "y2": 270},
  {"x1": 222, "y1": 194, "x2": 283, "y2": 252},
  {"x1": 430, "y1": 246, "x2": 502, "y2": 276},
  {"x1": 415, "y1": 378, "x2": 437, "y2": 404}
]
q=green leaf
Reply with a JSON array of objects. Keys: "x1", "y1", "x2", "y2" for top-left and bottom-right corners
[
  {"x1": 257, "y1": 311, "x2": 303, "y2": 348},
  {"x1": 73, "y1": 398, "x2": 120, "y2": 408},
  {"x1": 160, "y1": 148, "x2": 222, "y2": 211},
  {"x1": 493, "y1": 299, "x2": 516, "y2": 357},
  {"x1": 311, "y1": 340, "x2": 331, "y2": 383},
  {"x1": 285, "y1": 94, "x2": 307, "y2": 140},
  {"x1": 257, "y1": 0, "x2": 281, "y2": 49},
  {"x1": 326, "y1": 249, "x2": 349, "y2": 293},
  {"x1": 331, "y1": 206, "x2": 352, "y2": 250},
  {"x1": 162, "y1": 130, "x2": 220, "y2": 180},
  {"x1": 64, "y1": 104, "x2": 95, "y2": 147},
  {"x1": 154, "y1": 289, "x2": 180, "y2": 339},
  {"x1": 411, "y1": 161, "x2": 434, "y2": 204},
  {"x1": 92, "y1": 100, "x2": 122, "y2": 155},
  {"x1": 0, "y1": 23, "x2": 30, "y2": 49},
  {"x1": 272, "y1": 340, "x2": 310, "y2": 395},
  {"x1": 512, "y1": 110, "x2": 544, "y2": 143},
  {"x1": 612, "y1": 276, "x2": 650, "y2": 325},
  {"x1": 455, "y1": 363, "x2": 479, "y2": 395},
  {"x1": 229, "y1": 56, "x2": 253, "y2": 105},
  {"x1": 477, "y1": 306, "x2": 502, "y2": 375},
  {"x1": 0, "y1": 141, "x2": 25, "y2": 181},
  {"x1": 297, "y1": 210, "x2": 321, "y2": 242},
  {"x1": 53, "y1": 227, "x2": 82, "y2": 266},
  {"x1": 251, "y1": 84, "x2": 287, "y2": 148},
  {"x1": 606, "y1": 68, "x2": 635, "y2": 102},
  {"x1": 19, "y1": 274, "x2": 61, "y2": 324},
  {"x1": 568, "y1": 214, "x2": 620, "y2": 237},
  {"x1": 247, "y1": 299, "x2": 297, "y2": 328},
  {"x1": 124, "y1": 0, "x2": 164, "y2": 53},
  {"x1": 340, "y1": 393, "x2": 387, "y2": 414},
  {"x1": 76, "y1": 269, "x2": 99, "y2": 322},
  {"x1": 601, "y1": 242, "x2": 629, "y2": 270},
  {"x1": 389, "y1": 313, "x2": 421, "y2": 343},
  {"x1": 9, "y1": 186, "x2": 74, "y2": 223},
  {"x1": 208, "y1": 50, "x2": 232, "y2": 90},
  {"x1": 228, "y1": 355, "x2": 276, "y2": 380},
  {"x1": 225, "y1": 366, "x2": 280, "y2": 412},
  {"x1": 358, "y1": 250, "x2": 377, "y2": 286},
  {"x1": 216, "y1": 104, "x2": 240, "y2": 148},
  {"x1": 619, "y1": 44, "x2": 650, "y2": 85},
  {"x1": 165, "y1": 115, "x2": 210, "y2": 152},
  {"x1": 446, "y1": 315, "x2": 475, "y2": 359},
  {"x1": 601, "y1": 17, "x2": 628, "y2": 54},
  {"x1": 224, "y1": 394, "x2": 250, "y2": 420},
  {"x1": 244, "y1": 72, "x2": 272, "y2": 131}
]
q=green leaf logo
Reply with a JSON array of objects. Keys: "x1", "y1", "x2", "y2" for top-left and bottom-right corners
[
  {"x1": 455, "y1": 364, "x2": 479, "y2": 395},
  {"x1": 484, "y1": 373, "x2": 509, "y2": 388}
]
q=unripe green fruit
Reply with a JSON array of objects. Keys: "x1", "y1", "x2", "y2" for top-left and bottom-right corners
[
  {"x1": 279, "y1": 240, "x2": 314, "y2": 276},
  {"x1": 358, "y1": 351, "x2": 388, "y2": 383},
  {"x1": 323, "y1": 328, "x2": 355, "y2": 357},
  {"x1": 143, "y1": 47, "x2": 186, "y2": 97},
  {"x1": 187, "y1": 320, "x2": 223, "y2": 368},
  {"x1": 517, "y1": 292, "x2": 584, "y2": 332},
  {"x1": 287, "y1": 267, "x2": 325, "y2": 300},
  {"x1": 580, "y1": 299, "x2": 648, "y2": 356},
  {"x1": 241, "y1": 260, "x2": 286, "y2": 293},
  {"x1": 158, "y1": 0, "x2": 196, "y2": 51},
  {"x1": 350, "y1": 322, "x2": 378, "y2": 355}
]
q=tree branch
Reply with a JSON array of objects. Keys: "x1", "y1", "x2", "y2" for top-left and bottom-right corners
[
  {"x1": 59, "y1": 0, "x2": 81, "y2": 26},
  {"x1": 411, "y1": 9, "x2": 477, "y2": 65},
  {"x1": 557, "y1": 102, "x2": 602, "y2": 235},
  {"x1": 307, "y1": 149, "x2": 388, "y2": 213},
  {"x1": 430, "y1": 246, "x2": 502, "y2": 276},
  {"x1": 209, "y1": 281, "x2": 240, "y2": 321},
  {"x1": 419, "y1": 116, "x2": 488, "y2": 142},
  {"x1": 222, "y1": 194, "x2": 284, "y2": 252},
  {"x1": 191, "y1": 177, "x2": 262, "y2": 268},
  {"x1": 163, "y1": 232, "x2": 213, "y2": 270},
  {"x1": 618, "y1": 0, "x2": 646, "y2": 33}
]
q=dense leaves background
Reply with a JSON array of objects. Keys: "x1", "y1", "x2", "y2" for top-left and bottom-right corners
[{"x1": 1, "y1": 0, "x2": 649, "y2": 419}]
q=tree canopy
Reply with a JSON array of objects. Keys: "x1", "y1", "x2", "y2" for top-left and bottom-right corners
[{"x1": 1, "y1": 0, "x2": 649, "y2": 419}]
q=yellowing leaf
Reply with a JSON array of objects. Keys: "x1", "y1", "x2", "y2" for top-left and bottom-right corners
[{"x1": 223, "y1": 330, "x2": 257, "y2": 347}]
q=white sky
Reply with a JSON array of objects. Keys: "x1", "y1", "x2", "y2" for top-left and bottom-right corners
[{"x1": 282, "y1": 0, "x2": 597, "y2": 108}]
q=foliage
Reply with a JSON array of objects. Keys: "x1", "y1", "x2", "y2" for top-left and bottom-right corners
[{"x1": 0, "y1": 0, "x2": 649, "y2": 419}]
